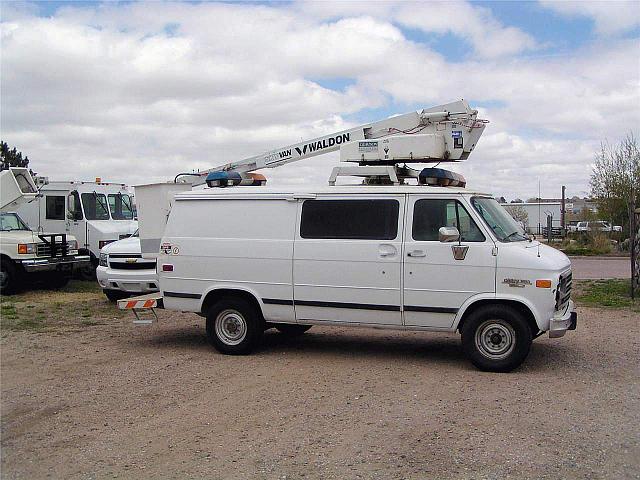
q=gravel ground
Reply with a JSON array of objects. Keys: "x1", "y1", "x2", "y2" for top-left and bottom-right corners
[
  {"x1": 570, "y1": 256, "x2": 631, "y2": 280},
  {"x1": 1, "y1": 304, "x2": 639, "y2": 479}
]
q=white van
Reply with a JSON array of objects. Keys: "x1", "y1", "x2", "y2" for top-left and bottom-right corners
[
  {"x1": 149, "y1": 185, "x2": 576, "y2": 372},
  {"x1": 17, "y1": 180, "x2": 138, "y2": 273}
]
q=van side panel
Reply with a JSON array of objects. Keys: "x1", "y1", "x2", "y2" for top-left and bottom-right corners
[{"x1": 160, "y1": 198, "x2": 297, "y2": 321}]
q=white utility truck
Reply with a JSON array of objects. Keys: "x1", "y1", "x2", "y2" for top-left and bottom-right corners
[
  {"x1": 121, "y1": 100, "x2": 576, "y2": 372},
  {"x1": 0, "y1": 168, "x2": 89, "y2": 293},
  {"x1": 17, "y1": 180, "x2": 138, "y2": 276}
]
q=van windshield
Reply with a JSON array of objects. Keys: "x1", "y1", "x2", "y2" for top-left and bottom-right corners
[
  {"x1": 108, "y1": 193, "x2": 134, "y2": 220},
  {"x1": 81, "y1": 193, "x2": 110, "y2": 220},
  {"x1": 471, "y1": 197, "x2": 529, "y2": 242}
]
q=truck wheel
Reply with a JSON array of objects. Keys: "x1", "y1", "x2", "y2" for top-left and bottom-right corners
[
  {"x1": 0, "y1": 259, "x2": 20, "y2": 295},
  {"x1": 206, "y1": 298, "x2": 263, "y2": 355},
  {"x1": 461, "y1": 305, "x2": 532, "y2": 373},
  {"x1": 275, "y1": 324, "x2": 312, "y2": 336},
  {"x1": 104, "y1": 289, "x2": 129, "y2": 302}
]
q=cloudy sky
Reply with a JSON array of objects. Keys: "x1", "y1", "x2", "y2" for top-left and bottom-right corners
[{"x1": 1, "y1": 1, "x2": 639, "y2": 200}]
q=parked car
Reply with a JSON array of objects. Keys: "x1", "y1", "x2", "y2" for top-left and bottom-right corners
[
  {"x1": 97, "y1": 230, "x2": 158, "y2": 302},
  {"x1": 576, "y1": 221, "x2": 622, "y2": 232}
]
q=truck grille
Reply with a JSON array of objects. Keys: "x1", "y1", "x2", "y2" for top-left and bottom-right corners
[
  {"x1": 36, "y1": 243, "x2": 69, "y2": 257},
  {"x1": 555, "y1": 270, "x2": 572, "y2": 311},
  {"x1": 109, "y1": 259, "x2": 156, "y2": 270}
]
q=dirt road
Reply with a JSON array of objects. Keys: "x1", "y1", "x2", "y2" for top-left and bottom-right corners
[
  {"x1": 1, "y1": 290, "x2": 639, "y2": 479},
  {"x1": 571, "y1": 256, "x2": 631, "y2": 280}
]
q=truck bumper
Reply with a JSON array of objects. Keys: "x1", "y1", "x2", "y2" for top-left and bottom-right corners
[
  {"x1": 548, "y1": 300, "x2": 577, "y2": 338},
  {"x1": 96, "y1": 266, "x2": 159, "y2": 294},
  {"x1": 17, "y1": 255, "x2": 91, "y2": 273}
]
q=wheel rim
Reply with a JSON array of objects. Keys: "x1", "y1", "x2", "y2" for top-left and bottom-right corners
[
  {"x1": 214, "y1": 309, "x2": 247, "y2": 346},
  {"x1": 475, "y1": 319, "x2": 516, "y2": 360}
]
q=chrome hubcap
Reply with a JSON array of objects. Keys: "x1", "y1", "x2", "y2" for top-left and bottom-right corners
[
  {"x1": 215, "y1": 309, "x2": 247, "y2": 346},
  {"x1": 475, "y1": 319, "x2": 516, "y2": 360}
]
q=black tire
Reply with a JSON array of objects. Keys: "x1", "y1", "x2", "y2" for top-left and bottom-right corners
[
  {"x1": 275, "y1": 324, "x2": 312, "y2": 337},
  {"x1": 205, "y1": 297, "x2": 263, "y2": 355},
  {"x1": 0, "y1": 259, "x2": 21, "y2": 295},
  {"x1": 104, "y1": 289, "x2": 129, "y2": 302},
  {"x1": 461, "y1": 305, "x2": 532, "y2": 372}
]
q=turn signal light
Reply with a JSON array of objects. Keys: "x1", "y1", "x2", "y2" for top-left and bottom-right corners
[
  {"x1": 162, "y1": 264, "x2": 173, "y2": 272},
  {"x1": 536, "y1": 279, "x2": 552, "y2": 289},
  {"x1": 18, "y1": 244, "x2": 28, "y2": 254}
]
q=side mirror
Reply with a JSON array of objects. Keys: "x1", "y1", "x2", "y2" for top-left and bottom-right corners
[
  {"x1": 67, "y1": 193, "x2": 81, "y2": 220},
  {"x1": 439, "y1": 226, "x2": 460, "y2": 243}
]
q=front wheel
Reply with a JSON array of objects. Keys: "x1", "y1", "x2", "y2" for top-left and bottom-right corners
[
  {"x1": 104, "y1": 289, "x2": 129, "y2": 302},
  {"x1": 206, "y1": 298, "x2": 263, "y2": 355},
  {"x1": 461, "y1": 305, "x2": 532, "y2": 372},
  {"x1": 0, "y1": 259, "x2": 21, "y2": 295}
]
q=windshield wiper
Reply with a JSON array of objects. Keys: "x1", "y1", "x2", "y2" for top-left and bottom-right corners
[{"x1": 505, "y1": 231, "x2": 525, "y2": 242}]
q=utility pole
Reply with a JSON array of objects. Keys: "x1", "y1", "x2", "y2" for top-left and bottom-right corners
[{"x1": 561, "y1": 185, "x2": 566, "y2": 237}]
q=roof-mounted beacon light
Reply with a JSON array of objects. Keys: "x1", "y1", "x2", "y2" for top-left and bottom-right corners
[
  {"x1": 206, "y1": 171, "x2": 267, "y2": 188},
  {"x1": 418, "y1": 168, "x2": 466, "y2": 187}
]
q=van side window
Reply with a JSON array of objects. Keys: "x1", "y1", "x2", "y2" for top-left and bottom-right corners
[
  {"x1": 301, "y1": 199, "x2": 399, "y2": 240},
  {"x1": 45, "y1": 196, "x2": 66, "y2": 220},
  {"x1": 413, "y1": 199, "x2": 485, "y2": 242}
]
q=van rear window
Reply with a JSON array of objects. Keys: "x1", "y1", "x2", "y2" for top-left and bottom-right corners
[{"x1": 300, "y1": 199, "x2": 399, "y2": 240}]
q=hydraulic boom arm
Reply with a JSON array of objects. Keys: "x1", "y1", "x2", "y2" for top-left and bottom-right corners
[{"x1": 184, "y1": 99, "x2": 486, "y2": 186}]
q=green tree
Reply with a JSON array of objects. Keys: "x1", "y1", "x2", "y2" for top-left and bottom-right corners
[
  {"x1": 590, "y1": 133, "x2": 640, "y2": 235},
  {"x1": 0, "y1": 141, "x2": 30, "y2": 171}
]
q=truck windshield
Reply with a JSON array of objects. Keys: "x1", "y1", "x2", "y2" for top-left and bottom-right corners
[
  {"x1": 108, "y1": 193, "x2": 134, "y2": 220},
  {"x1": 0, "y1": 212, "x2": 31, "y2": 231},
  {"x1": 81, "y1": 193, "x2": 110, "y2": 220},
  {"x1": 471, "y1": 197, "x2": 529, "y2": 242}
]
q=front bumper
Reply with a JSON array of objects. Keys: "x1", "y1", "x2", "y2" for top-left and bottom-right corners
[
  {"x1": 17, "y1": 255, "x2": 91, "y2": 273},
  {"x1": 548, "y1": 299, "x2": 577, "y2": 338},
  {"x1": 96, "y1": 266, "x2": 158, "y2": 294}
]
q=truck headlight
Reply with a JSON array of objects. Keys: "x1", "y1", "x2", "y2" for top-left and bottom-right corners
[
  {"x1": 99, "y1": 253, "x2": 108, "y2": 267},
  {"x1": 68, "y1": 240, "x2": 78, "y2": 251},
  {"x1": 17, "y1": 243, "x2": 35, "y2": 254}
]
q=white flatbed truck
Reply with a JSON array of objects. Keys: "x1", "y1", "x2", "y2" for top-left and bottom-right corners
[{"x1": 119, "y1": 100, "x2": 576, "y2": 372}]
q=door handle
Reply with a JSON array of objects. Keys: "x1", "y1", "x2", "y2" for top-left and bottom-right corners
[
  {"x1": 407, "y1": 250, "x2": 426, "y2": 257},
  {"x1": 378, "y1": 244, "x2": 397, "y2": 257}
]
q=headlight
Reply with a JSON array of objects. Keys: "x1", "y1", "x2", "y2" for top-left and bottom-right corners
[
  {"x1": 17, "y1": 243, "x2": 35, "y2": 254},
  {"x1": 99, "y1": 253, "x2": 108, "y2": 267},
  {"x1": 67, "y1": 240, "x2": 78, "y2": 251}
]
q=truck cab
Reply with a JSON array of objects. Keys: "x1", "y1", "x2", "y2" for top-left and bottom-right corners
[
  {"x1": 17, "y1": 180, "x2": 138, "y2": 275},
  {"x1": 148, "y1": 185, "x2": 576, "y2": 372}
]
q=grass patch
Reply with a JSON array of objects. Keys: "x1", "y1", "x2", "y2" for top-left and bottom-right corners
[
  {"x1": 574, "y1": 279, "x2": 639, "y2": 311},
  {"x1": 1, "y1": 280, "x2": 126, "y2": 332}
]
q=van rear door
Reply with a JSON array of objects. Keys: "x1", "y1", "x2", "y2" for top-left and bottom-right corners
[{"x1": 293, "y1": 196, "x2": 404, "y2": 326}]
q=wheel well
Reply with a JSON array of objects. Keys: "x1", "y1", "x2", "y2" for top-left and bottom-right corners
[
  {"x1": 457, "y1": 299, "x2": 539, "y2": 336},
  {"x1": 200, "y1": 288, "x2": 264, "y2": 319}
]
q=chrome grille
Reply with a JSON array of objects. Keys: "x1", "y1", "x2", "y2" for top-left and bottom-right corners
[{"x1": 555, "y1": 270, "x2": 572, "y2": 311}]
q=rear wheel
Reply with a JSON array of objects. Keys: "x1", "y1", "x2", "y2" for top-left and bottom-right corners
[
  {"x1": 461, "y1": 305, "x2": 532, "y2": 372},
  {"x1": 275, "y1": 324, "x2": 312, "y2": 337},
  {"x1": 206, "y1": 298, "x2": 263, "y2": 355},
  {"x1": 0, "y1": 259, "x2": 21, "y2": 295}
]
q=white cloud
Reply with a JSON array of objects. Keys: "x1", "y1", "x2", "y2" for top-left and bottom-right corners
[
  {"x1": 0, "y1": 1, "x2": 638, "y2": 201},
  {"x1": 539, "y1": 0, "x2": 640, "y2": 35}
]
